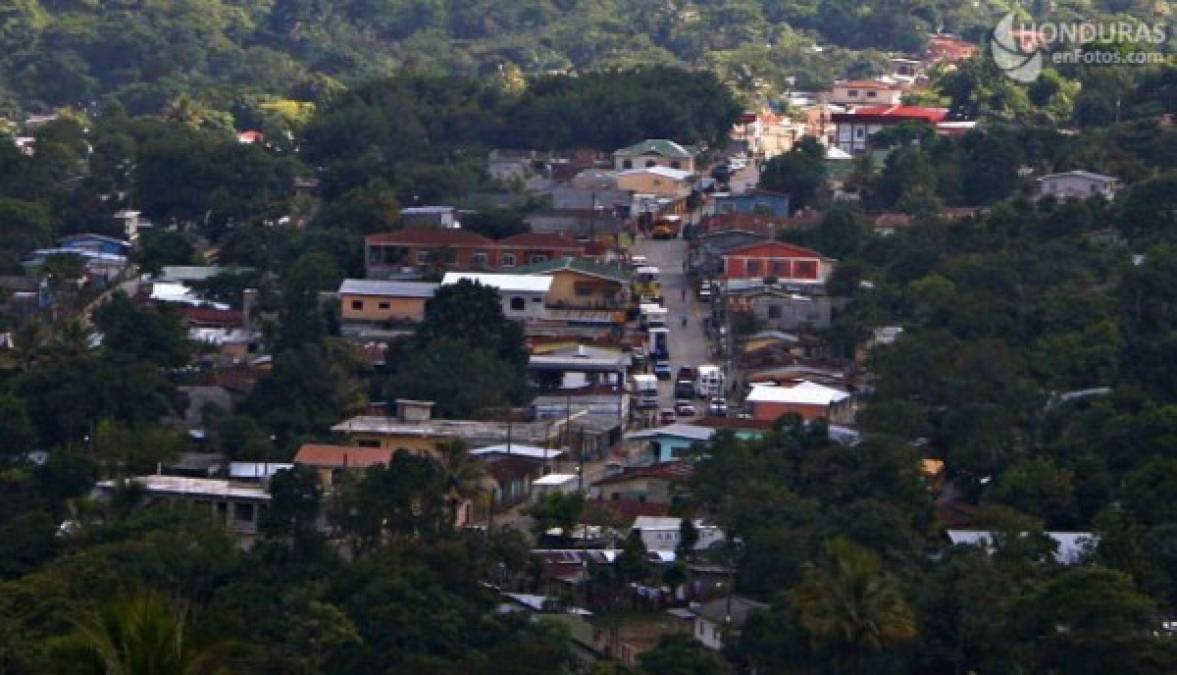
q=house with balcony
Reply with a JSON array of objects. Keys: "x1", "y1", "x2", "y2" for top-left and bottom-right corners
[
  {"x1": 513, "y1": 257, "x2": 630, "y2": 310},
  {"x1": 832, "y1": 105, "x2": 949, "y2": 155},
  {"x1": 495, "y1": 233, "x2": 586, "y2": 269},
  {"x1": 365, "y1": 229, "x2": 498, "y2": 278}
]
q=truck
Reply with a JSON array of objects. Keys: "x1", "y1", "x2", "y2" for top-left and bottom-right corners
[
  {"x1": 648, "y1": 326, "x2": 670, "y2": 359},
  {"x1": 631, "y1": 374, "x2": 659, "y2": 409},
  {"x1": 639, "y1": 303, "x2": 668, "y2": 329},
  {"x1": 651, "y1": 215, "x2": 683, "y2": 240},
  {"x1": 695, "y1": 364, "x2": 725, "y2": 400},
  {"x1": 632, "y1": 266, "x2": 662, "y2": 303}
]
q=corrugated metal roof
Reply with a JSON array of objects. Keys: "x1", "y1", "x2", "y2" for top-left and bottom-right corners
[{"x1": 338, "y1": 279, "x2": 439, "y2": 298}]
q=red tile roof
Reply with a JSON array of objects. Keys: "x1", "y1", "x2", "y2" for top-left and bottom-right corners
[
  {"x1": 722, "y1": 240, "x2": 825, "y2": 259},
  {"x1": 593, "y1": 461, "x2": 694, "y2": 487},
  {"x1": 294, "y1": 444, "x2": 394, "y2": 468},
  {"x1": 365, "y1": 229, "x2": 496, "y2": 247},
  {"x1": 583, "y1": 500, "x2": 672, "y2": 524},
  {"x1": 485, "y1": 454, "x2": 542, "y2": 483},
  {"x1": 836, "y1": 105, "x2": 949, "y2": 123},
  {"x1": 496, "y1": 232, "x2": 584, "y2": 249}
]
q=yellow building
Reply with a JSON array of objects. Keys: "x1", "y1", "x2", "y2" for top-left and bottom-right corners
[
  {"x1": 512, "y1": 257, "x2": 630, "y2": 310},
  {"x1": 616, "y1": 166, "x2": 694, "y2": 198},
  {"x1": 338, "y1": 279, "x2": 438, "y2": 324},
  {"x1": 612, "y1": 139, "x2": 697, "y2": 173}
]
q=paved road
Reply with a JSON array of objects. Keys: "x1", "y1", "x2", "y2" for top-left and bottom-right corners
[{"x1": 631, "y1": 234, "x2": 713, "y2": 417}]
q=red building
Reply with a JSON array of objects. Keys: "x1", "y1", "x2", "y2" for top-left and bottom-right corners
[
  {"x1": 364, "y1": 230, "x2": 586, "y2": 277},
  {"x1": 832, "y1": 105, "x2": 949, "y2": 155},
  {"x1": 720, "y1": 241, "x2": 833, "y2": 284},
  {"x1": 495, "y1": 232, "x2": 586, "y2": 269}
]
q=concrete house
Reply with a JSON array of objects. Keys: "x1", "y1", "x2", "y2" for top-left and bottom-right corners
[
  {"x1": 617, "y1": 166, "x2": 694, "y2": 197},
  {"x1": 1035, "y1": 170, "x2": 1120, "y2": 201},
  {"x1": 494, "y1": 232, "x2": 586, "y2": 269},
  {"x1": 441, "y1": 272, "x2": 553, "y2": 321},
  {"x1": 94, "y1": 475, "x2": 272, "y2": 538},
  {"x1": 720, "y1": 241, "x2": 833, "y2": 285},
  {"x1": 613, "y1": 139, "x2": 697, "y2": 173},
  {"x1": 365, "y1": 229, "x2": 498, "y2": 278},
  {"x1": 832, "y1": 105, "x2": 948, "y2": 155},
  {"x1": 827, "y1": 80, "x2": 904, "y2": 107},
  {"x1": 293, "y1": 443, "x2": 395, "y2": 486},
  {"x1": 591, "y1": 461, "x2": 693, "y2": 505},
  {"x1": 712, "y1": 189, "x2": 791, "y2": 218},
  {"x1": 338, "y1": 279, "x2": 438, "y2": 324}
]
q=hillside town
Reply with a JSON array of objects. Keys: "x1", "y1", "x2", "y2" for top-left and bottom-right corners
[{"x1": 2, "y1": 8, "x2": 1177, "y2": 673}]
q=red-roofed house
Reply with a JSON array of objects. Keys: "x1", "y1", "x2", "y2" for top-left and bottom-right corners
[
  {"x1": 365, "y1": 229, "x2": 498, "y2": 278},
  {"x1": 720, "y1": 241, "x2": 834, "y2": 284},
  {"x1": 294, "y1": 443, "x2": 395, "y2": 486},
  {"x1": 926, "y1": 36, "x2": 977, "y2": 63},
  {"x1": 832, "y1": 105, "x2": 950, "y2": 155},
  {"x1": 495, "y1": 233, "x2": 586, "y2": 269},
  {"x1": 827, "y1": 80, "x2": 904, "y2": 106}
]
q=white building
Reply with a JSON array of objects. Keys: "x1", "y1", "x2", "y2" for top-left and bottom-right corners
[
  {"x1": 632, "y1": 516, "x2": 724, "y2": 552},
  {"x1": 690, "y1": 596, "x2": 769, "y2": 651},
  {"x1": 441, "y1": 272, "x2": 553, "y2": 321},
  {"x1": 1035, "y1": 170, "x2": 1120, "y2": 201},
  {"x1": 826, "y1": 80, "x2": 904, "y2": 106}
]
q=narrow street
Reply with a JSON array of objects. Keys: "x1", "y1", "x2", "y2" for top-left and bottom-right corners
[{"x1": 630, "y1": 234, "x2": 712, "y2": 414}]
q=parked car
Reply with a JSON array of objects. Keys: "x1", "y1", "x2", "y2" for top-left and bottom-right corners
[
  {"x1": 674, "y1": 381, "x2": 695, "y2": 399},
  {"x1": 708, "y1": 397, "x2": 729, "y2": 417},
  {"x1": 658, "y1": 408, "x2": 678, "y2": 425},
  {"x1": 630, "y1": 255, "x2": 648, "y2": 266},
  {"x1": 698, "y1": 286, "x2": 712, "y2": 301},
  {"x1": 653, "y1": 361, "x2": 672, "y2": 379},
  {"x1": 675, "y1": 400, "x2": 698, "y2": 417},
  {"x1": 676, "y1": 366, "x2": 697, "y2": 382}
]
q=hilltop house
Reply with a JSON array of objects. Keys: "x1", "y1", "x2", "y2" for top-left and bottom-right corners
[
  {"x1": 1035, "y1": 170, "x2": 1120, "y2": 201},
  {"x1": 832, "y1": 105, "x2": 949, "y2": 155},
  {"x1": 613, "y1": 139, "x2": 697, "y2": 173},
  {"x1": 365, "y1": 229, "x2": 498, "y2": 278},
  {"x1": 826, "y1": 80, "x2": 904, "y2": 107}
]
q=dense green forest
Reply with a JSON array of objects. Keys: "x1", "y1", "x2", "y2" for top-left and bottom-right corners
[{"x1": 1, "y1": 0, "x2": 1170, "y2": 116}]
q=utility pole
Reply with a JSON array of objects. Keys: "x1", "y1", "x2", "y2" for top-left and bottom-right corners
[{"x1": 577, "y1": 426, "x2": 586, "y2": 491}]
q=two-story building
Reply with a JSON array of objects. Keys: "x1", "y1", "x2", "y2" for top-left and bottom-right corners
[
  {"x1": 613, "y1": 139, "x2": 697, "y2": 172},
  {"x1": 513, "y1": 257, "x2": 630, "y2": 310},
  {"x1": 720, "y1": 241, "x2": 834, "y2": 285},
  {"x1": 94, "y1": 475, "x2": 272, "y2": 538},
  {"x1": 365, "y1": 229, "x2": 498, "y2": 278},
  {"x1": 832, "y1": 105, "x2": 949, "y2": 155},
  {"x1": 744, "y1": 381, "x2": 852, "y2": 423},
  {"x1": 826, "y1": 80, "x2": 904, "y2": 107},
  {"x1": 494, "y1": 233, "x2": 586, "y2": 269}
]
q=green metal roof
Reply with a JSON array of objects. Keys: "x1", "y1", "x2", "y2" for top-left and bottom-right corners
[
  {"x1": 512, "y1": 256, "x2": 630, "y2": 284},
  {"x1": 613, "y1": 139, "x2": 694, "y2": 159}
]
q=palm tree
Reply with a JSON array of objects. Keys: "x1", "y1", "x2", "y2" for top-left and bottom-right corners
[
  {"x1": 792, "y1": 537, "x2": 916, "y2": 674},
  {"x1": 53, "y1": 592, "x2": 235, "y2": 675},
  {"x1": 435, "y1": 439, "x2": 486, "y2": 526}
]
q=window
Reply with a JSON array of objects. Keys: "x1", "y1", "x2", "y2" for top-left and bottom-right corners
[
  {"x1": 351, "y1": 300, "x2": 363, "y2": 310},
  {"x1": 529, "y1": 254, "x2": 547, "y2": 264},
  {"x1": 531, "y1": 297, "x2": 542, "y2": 303},
  {"x1": 847, "y1": 89, "x2": 859, "y2": 97},
  {"x1": 377, "y1": 302, "x2": 391, "y2": 310},
  {"x1": 574, "y1": 283, "x2": 595, "y2": 297},
  {"x1": 233, "y1": 502, "x2": 255, "y2": 523},
  {"x1": 746, "y1": 260, "x2": 761, "y2": 275},
  {"x1": 670, "y1": 160, "x2": 681, "y2": 169},
  {"x1": 645, "y1": 159, "x2": 657, "y2": 167},
  {"x1": 697, "y1": 621, "x2": 704, "y2": 636},
  {"x1": 611, "y1": 492, "x2": 621, "y2": 501},
  {"x1": 770, "y1": 260, "x2": 787, "y2": 276},
  {"x1": 416, "y1": 250, "x2": 432, "y2": 264},
  {"x1": 472, "y1": 252, "x2": 488, "y2": 266},
  {"x1": 768, "y1": 305, "x2": 783, "y2": 319},
  {"x1": 501, "y1": 253, "x2": 516, "y2": 268},
  {"x1": 357, "y1": 439, "x2": 381, "y2": 448},
  {"x1": 855, "y1": 126, "x2": 866, "y2": 139},
  {"x1": 867, "y1": 90, "x2": 877, "y2": 98},
  {"x1": 794, "y1": 260, "x2": 818, "y2": 279},
  {"x1": 622, "y1": 159, "x2": 633, "y2": 169},
  {"x1": 509, "y1": 296, "x2": 526, "y2": 311}
]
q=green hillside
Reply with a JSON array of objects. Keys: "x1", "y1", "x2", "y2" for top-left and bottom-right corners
[{"x1": 2, "y1": 0, "x2": 1169, "y2": 115}]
